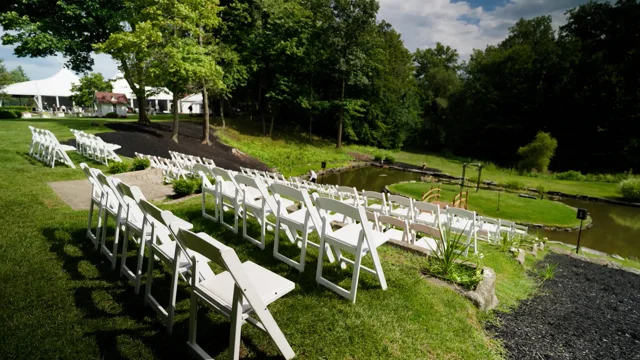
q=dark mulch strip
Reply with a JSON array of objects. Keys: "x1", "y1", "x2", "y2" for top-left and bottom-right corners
[
  {"x1": 69, "y1": 121, "x2": 270, "y2": 172},
  {"x1": 489, "y1": 253, "x2": 640, "y2": 360},
  {"x1": 388, "y1": 161, "x2": 442, "y2": 173}
]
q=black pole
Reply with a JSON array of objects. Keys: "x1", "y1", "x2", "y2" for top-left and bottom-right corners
[
  {"x1": 576, "y1": 218, "x2": 584, "y2": 254},
  {"x1": 497, "y1": 191, "x2": 501, "y2": 211},
  {"x1": 476, "y1": 165, "x2": 482, "y2": 192}
]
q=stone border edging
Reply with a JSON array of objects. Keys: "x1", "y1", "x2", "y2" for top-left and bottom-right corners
[{"x1": 386, "y1": 239, "x2": 499, "y2": 310}]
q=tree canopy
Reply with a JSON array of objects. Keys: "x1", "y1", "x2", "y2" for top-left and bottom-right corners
[
  {"x1": 2, "y1": 0, "x2": 639, "y2": 173},
  {"x1": 70, "y1": 73, "x2": 113, "y2": 107}
]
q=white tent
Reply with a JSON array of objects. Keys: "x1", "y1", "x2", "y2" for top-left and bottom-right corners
[
  {"x1": 180, "y1": 93, "x2": 202, "y2": 114},
  {"x1": 3, "y1": 68, "x2": 79, "y2": 110},
  {"x1": 111, "y1": 73, "x2": 174, "y2": 113}
]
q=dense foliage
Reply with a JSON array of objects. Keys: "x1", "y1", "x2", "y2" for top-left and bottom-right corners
[
  {"x1": 620, "y1": 179, "x2": 640, "y2": 202},
  {"x1": 69, "y1": 73, "x2": 113, "y2": 107},
  {"x1": 2, "y1": 0, "x2": 639, "y2": 173}
]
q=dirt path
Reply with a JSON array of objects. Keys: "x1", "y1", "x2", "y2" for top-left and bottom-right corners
[
  {"x1": 81, "y1": 121, "x2": 270, "y2": 172},
  {"x1": 489, "y1": 253, "x2": 640, "y2": 359}
]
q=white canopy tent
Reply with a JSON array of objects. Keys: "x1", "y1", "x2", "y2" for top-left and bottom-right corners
[
  {"x1": 111, "y1": 73, "x2": 174, "y2": 113},
  {"x1": 2, "y1": 68, "x2": 79, "y2": 110}
]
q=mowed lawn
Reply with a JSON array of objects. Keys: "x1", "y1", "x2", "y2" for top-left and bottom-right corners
[
  {"x1": 0, "y1": 118, "x2": 544, "y2": 359},
  {"x1": 390, "y1": 182, "x2": 582, "y2": 228}
]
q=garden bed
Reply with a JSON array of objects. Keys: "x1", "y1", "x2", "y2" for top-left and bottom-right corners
[
  {"x1": 488, "y1": 253, "x2": 640, "y2": 359},
  {"x1": 76, "y1": 121, "x2": 271, "y2": 172}
]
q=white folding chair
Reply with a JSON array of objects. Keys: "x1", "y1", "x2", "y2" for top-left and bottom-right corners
[
  {"x1": 410, "y1": 222, "x2": 442, "y2": 253},
  {"x1": 477, "y1": 216, "x2": 501, "y2": 243},
  {"x1": 500, "y1": 219, "x2": 516, "y2": 240},
  {"x1": 413, "y1": 201, "x2": 446, "y2": 228},
  {"x1": 387, "y1": 194, "x2": 413, "y2": 220},
  {"x1": 116, "y1": 181, "x2": 151, "y2": 294},
  {"x1": 447, "y1": 207, "x2": 478, "y2": 256},
  {"x1": 270, "y1": 183, "x2": 336, "y2": 272},
  {"x1": 95, "y1": 172, "x2": 126, "y2": 268},
  {"x1": 234, "y1": 174, "x2": 287, "y2": 249},
  {"x1": 138, "y1": 202, "x2": 194, "y2": 333},
  {"x1": 44, "y1": 130, "x2": 76, "y2": 168},
  {"x1": 375, "y1": 214, "x2": 410, "y2": 243},
  {"x1": 80, "y1": 163, "x2": 108, "y2": 248},
  {"x1": 208, "y1": 167, "x2": 243, "y2": 232},
  {"x1": 314, "y1": 197, "x2": 388, "y2": 303},
  {"x1": 362, "y1": 190, "x2": 388, "y2": 214},
  {"x1": 167, "y1": 225, "x2": 295, "y2": 360},
  {"x1": 336, "y1": 186, "x2": 363, "y2": 207}
]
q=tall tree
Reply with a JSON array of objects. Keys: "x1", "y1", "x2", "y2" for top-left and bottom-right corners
[
  {"x1": 8, "y1": 66, "x2": 29, "y2": 83},
  {"x1": 0, "y1": 0, "x2": 124, "y2": 72},
  {"x1": 326, "y1": 0, "x2": 379, "y2": 148},
  {"x1": 69, "y1": 73, "x2": 113, "y2": 107}
]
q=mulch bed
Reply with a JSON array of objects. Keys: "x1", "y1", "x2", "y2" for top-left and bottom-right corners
[
  {"x1": 72, "y1": 121, "x2": 270, "y2": 172},
  {"x1": 489, "y1": 253, "x2": 640, "y2": 359}
]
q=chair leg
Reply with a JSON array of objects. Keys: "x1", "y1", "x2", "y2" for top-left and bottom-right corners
[
  {"x1": 86, "y1": 200, "x2": 95, "y2": 243},
  {"x1": 120, "y1": 225, "x2": 130, "y2": 277},
  {"x1": 229, "y1": 286, "x2": 244, "y2": 360},
  {"x1": 188, "y1": 291, "x2": 198, "y2": 345},
  {"x1": 144, "y1": 251, "x2": 156, "y2": 306},
  {"x1": 166, "y1": 259, "x2": 181, "y2": 334},
  {"x1": 349, "y1": 252, "x2": 364, "y2": 304}
]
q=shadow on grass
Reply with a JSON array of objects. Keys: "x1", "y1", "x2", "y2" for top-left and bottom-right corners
[{"x1": 41, "y1": 225, "x2": 283, "y2": 359}]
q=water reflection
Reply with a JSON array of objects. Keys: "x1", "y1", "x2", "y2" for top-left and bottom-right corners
[
  {"x1": 541, "y1": 198, "x2": 640, "y2": 259},
  {"x1": 319, "y1": 166, "x2": 422, "y2": 192}
]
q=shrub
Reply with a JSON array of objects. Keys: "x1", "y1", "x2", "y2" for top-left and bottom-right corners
[
  {"x1": 373, "y1": 154, "x2": 383, "y2": 161},
  {"x1": 109, "y1": 161, "x2": 130, "y2": 174},
  {"x1": 517, "y1": 131, "x2": 558, "y2": 173},
  {"x1": 385, "y1": 155, "x2": 395, "y2": 164},
  {"x1": 172, "y1": 177, "x2": 201, "y2": 197},
  {"x1": 105, "y1": 112, "x2": 119, "y2": 118},
  {"x1": 130, "y1": 157, "x2": 150, "y2": 171},
  {"x1": 503, "y1": 180, "x2": 525, "y2": 190},
  {"x1": 536, "y1": 184, "x2": 546, "y2": 199},
  {"x1": 0, "y1": 109, "x2": 21, "y2": 119},
  {"x1": 555, "y1": 170, "x2": 586, "y2": 181},
  {"x1": 620, "y1": 178, "x2": 640, "y2": 202}
]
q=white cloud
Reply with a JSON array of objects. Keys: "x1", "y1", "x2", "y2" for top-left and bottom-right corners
[{"x1": 378, "y1": 0, "x2": 591, "y2": 60}]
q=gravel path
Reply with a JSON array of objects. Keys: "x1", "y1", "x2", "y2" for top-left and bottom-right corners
[{"x1": 490, "y1": 253, "x2": 640, "y2": 359}]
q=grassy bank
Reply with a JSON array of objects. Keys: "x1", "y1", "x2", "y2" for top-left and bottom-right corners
[
  {"x1": 347, "y1": 145, "x2": 621, "y2": 200},
  {"x1": 389, "y1": 182, "x2": 582, "y2": 228},
  {"x1": 0, "y1": 118, "x2": 546, "y2": 358}
]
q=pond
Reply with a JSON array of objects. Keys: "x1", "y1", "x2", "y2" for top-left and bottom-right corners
[
  {"x1": 319, "y1": 166, "x2": 423, "y2": 192},
  {"x1": 320, "y1": 166, "x2": 640, "y2": 259}
]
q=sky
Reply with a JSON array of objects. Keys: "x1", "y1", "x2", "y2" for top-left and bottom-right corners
[{"x1": 0, "y1": 0, "x2": 592, "y2": 81}]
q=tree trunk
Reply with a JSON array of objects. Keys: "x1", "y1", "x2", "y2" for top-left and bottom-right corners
[
  {"x1": 220, "y1": 98, "x2": 225, "y2": 128},
  {"x1": 171, "y1": 91, "x2": 180, "y2": 143},
  {"x1": 259, "y1": 72, "x2": 266, "y2": 135},
  {"x1": 137, "y1": 91, "x2": 150, "y2": 125},
  {"x1": 337, "y1": 77, "x2": 345, "y2": 148},
  {"x1": 309, "y1": 116, "x2": 313, "y2": 141},
  {"x1": 202, "y1": 87, "x2": 210, "y2": 144},
  {"x1": 269, "y1": 112, "x2": 275, "y2": 138}
]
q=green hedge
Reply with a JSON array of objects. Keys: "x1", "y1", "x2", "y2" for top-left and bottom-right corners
[
  {"x1": 0, "y1": 110, "x2": 23, "y2": 119},
  {"x1": 620, "y1": 178, "x2": 640, "y2": 202}
]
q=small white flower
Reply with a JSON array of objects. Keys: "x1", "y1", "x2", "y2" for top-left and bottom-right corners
[
  {"x1": 535, "y1": 237, "x2": 539, "y2": 240},
  {"x1": 478, "y1": 253, "x2": 485, "y2": 259}
]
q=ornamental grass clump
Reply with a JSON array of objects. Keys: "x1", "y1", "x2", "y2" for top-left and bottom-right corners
[
  {"x1": 620, "y1": 178, "x2": 640, "y2": 202},
  {"x1": 425, "y1": 223, "x2": 483, "y2": 290}
]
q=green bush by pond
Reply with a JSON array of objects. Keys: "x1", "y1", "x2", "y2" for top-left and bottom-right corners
[
  {"x1": 619, "y1": 178, "x2": 640, "y2": 202},
  {"x1": 389, "y1": 182, "x2": 582, "y2": 228}
]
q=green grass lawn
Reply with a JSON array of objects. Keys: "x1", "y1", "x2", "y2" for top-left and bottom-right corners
[
  {"x1": 389, "y1": 182, "x2": 582, "y2": 228},
  {"x1": 0, "y1": 118, "x2": 545, "y2": 359}
]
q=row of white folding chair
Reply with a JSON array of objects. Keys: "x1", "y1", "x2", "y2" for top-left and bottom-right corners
[
  {"x1": 197, "y1": 166, "x2": 385, "y2": 302},
  {"x1": 81, "y1": 164, "x2": 296, "y2": 358},
  {"x1": 71, "y1": 129, "x2": 122, "y2": 165},
  {"x1": 169, "y1": 150, "x2": 216, "y2": 173},
  {"x1": 81, "y1": 163, "x2": 197, "y2": 333},
  {"x1": 135, "y1": 152, "x2": 190, "y2": 183},
  {"x1": 28, "y1": 126, "x2": 76, "y2": 168}
]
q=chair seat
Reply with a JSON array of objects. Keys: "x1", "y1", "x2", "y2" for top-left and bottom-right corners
[
  {"x1": 329, "y1": 224, "x2": 387, "y2": 251},
  {"x1": 382, "y1": 228, "x2": 405, "y2": 242},
  {"x1": 415, "y1": 237, "x2": 438, "y2": 252},
  {"x1": 199, "y1": 261, "x2": 295, "y2": 312},
  {"x1": 281, "y1": 208, "x2": 312, "y2": 228},
  {"x1": 390, "y1": 208, "x2": 410, "y2": 218},
  {"x1": 450, "y1": 218, "x2": 474, "y2": 232},
  {"x1": 365, "y1": 204, "x2": 385, "y2": 212},
  {"x1": 480, "y1": 223, "x2": 499, "y2": 233},
  {"x1": 105, "y1": 144, "x2": 121, "y2": 151},
  {"x1": 58, "y1": 144, "x2": 76, "y2": 152},
  {"x1": 416, "y1": 212, "x2": 447, "y2": 226}
]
